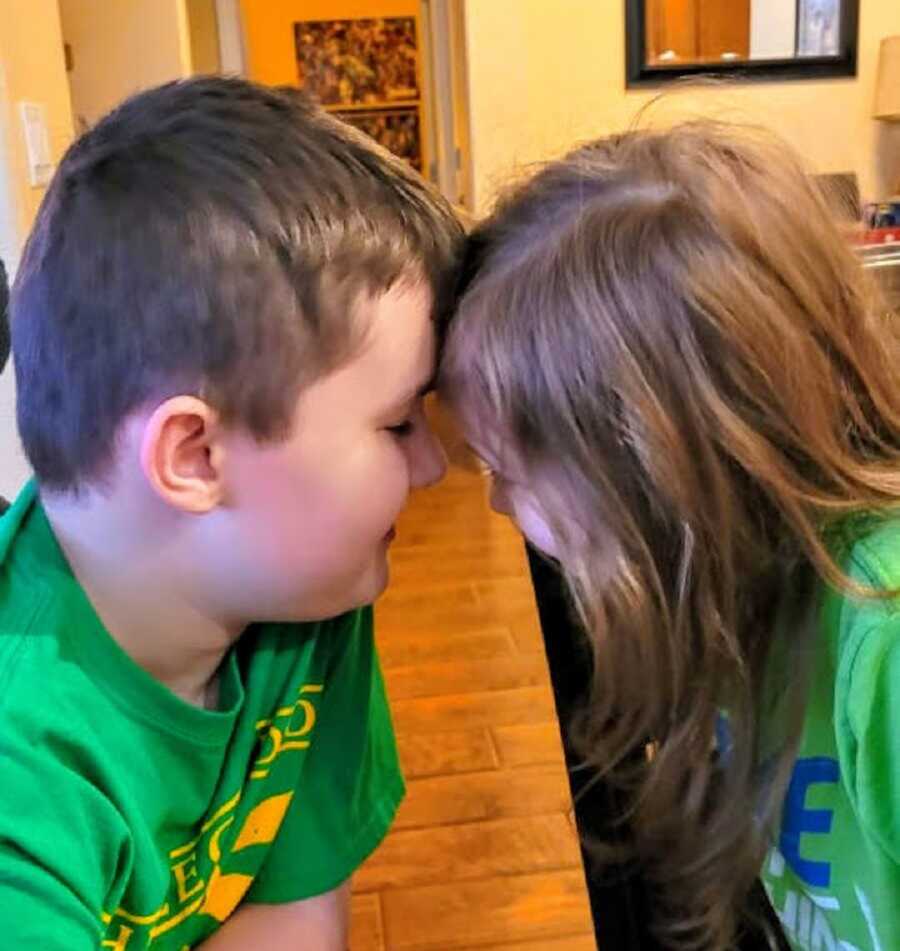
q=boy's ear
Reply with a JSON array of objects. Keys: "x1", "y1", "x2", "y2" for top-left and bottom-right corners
[{"x1": 139, "y1": 396, "x2": 226, "y2": 514}]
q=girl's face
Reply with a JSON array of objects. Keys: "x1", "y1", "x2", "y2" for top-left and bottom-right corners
[
  {"x1": 488, "y1": 470, "x2": 559, "y2": 558},
  {"x1": 459, "y1": 417, "x2": 560, "y2": 559}
]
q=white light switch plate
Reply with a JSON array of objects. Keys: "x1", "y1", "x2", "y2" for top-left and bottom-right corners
[{"x1": 19, "y1": 101, "x2": 54, "y2": 187}]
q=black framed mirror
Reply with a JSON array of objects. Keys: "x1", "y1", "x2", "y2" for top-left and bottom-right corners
[{"x1": 626, "y1": 0, "x2": 859, "y2": 87}]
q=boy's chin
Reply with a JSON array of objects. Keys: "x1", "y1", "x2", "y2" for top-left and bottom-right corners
[
  {"x1": 363, "y1": 556, "x2": 392, "y2": 605},
  {"x1": 277, "y1": 559, "x2": 391, "y2": 622}
]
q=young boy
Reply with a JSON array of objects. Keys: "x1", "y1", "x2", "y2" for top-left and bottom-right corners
[{"x1": 1, "y1": 76, "x2": 462, "y2": 949}]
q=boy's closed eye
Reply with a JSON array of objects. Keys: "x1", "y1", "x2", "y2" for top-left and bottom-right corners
[
  {"x1": 383, "y1": 397, "x2": 424, "y2": 438},
  {"x1": 386, "y1": 419, "x2": 416, "y2": 437},
  {"x1": 382, "y1": 379, "x2": 435, "y2": 438}
]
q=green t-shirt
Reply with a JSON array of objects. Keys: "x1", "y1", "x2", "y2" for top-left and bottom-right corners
[
  {"x1": 0, "y1": 481, "x2": 404, "y2": 949},
  {"x1": 762, "y1": 518, "x2": 900, "y2": 950}
]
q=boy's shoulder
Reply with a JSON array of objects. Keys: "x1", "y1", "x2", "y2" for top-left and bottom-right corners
[
  {"x1": 0, "y1": 483, "x2": 124, "y2": 792},
  {"x1": 0, "y1": 480, "x2": 87, "y2": 649},
  {"x1": 0, "y1": 481, "x2": 80, "y2": 699}
]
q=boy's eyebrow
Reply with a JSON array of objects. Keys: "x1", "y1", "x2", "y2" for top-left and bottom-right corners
[{"x1": 390, "y1": 375, "x2": 435, "y2": 409}]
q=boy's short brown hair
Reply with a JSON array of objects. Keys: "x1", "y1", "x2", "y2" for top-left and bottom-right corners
[{"x1": 12, "y1": 76, "x2": 462, "y2": 492}]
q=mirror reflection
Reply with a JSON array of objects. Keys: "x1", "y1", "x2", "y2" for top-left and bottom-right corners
[{"x1": 645, "y1": 0, "x2": 843, "y2": 67}]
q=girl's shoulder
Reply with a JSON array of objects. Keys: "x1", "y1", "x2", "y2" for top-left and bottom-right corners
[
  {"x1": 817, "y1": 513, "x2": 900, "y2": 682},
  {"x1": 828, "y1": 512, "x2": 900, "y2": 595}
]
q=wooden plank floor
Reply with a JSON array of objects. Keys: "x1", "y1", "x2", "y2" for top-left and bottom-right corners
[{"x1": 349, "y1": 417, "x2": 596, "y2": 951}]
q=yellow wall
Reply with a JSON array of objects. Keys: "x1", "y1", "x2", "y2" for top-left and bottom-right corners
[
  {"x1": 59, "y1": 0, "x2": 190, "y2": 129},
  {"x1": 239, "y1": 0, "x2": 430, "y2": 176},
  {"x1": 0, "y1": 0, "x2": 74, "y2": 492},
  {"x1": 464, "y1": 0, "x2": 900, "y2": 212},
  {"x1": 187, "y1": 0, "x2": 222, "y2": 75},
  {"x1": 240, "y1": 0, "x2": 419, "y2": 88},
  {"x1": 0, "y1": 0, "x2": 74, "y2": 248}
]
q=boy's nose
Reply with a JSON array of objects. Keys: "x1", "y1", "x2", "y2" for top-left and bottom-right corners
[
  {"x1": 411, "y1": 429, "x2": 448, "y2": 489},
  {"x1": 489, "y1": 479, "x2": 513, "y2": 517}
]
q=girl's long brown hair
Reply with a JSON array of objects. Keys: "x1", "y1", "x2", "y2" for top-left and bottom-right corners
[{"x1": 440, "y1": 120, "x2": 900, "y2": 949}]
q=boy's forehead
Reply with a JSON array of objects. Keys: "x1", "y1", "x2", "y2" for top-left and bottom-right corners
[
  {"x1": 302, "y1": 278, "x2": 435, "y2": 415},
  {"x1": 353, "y1": 279, "x2": 435, "y2": 371},
  {"x1": 355, "y1": 275, "x2": 432, "y2": 321}
]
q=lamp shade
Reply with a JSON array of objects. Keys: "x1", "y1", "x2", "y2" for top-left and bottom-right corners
[{"x1": 875, "y1": 36, "x2": 900, "y2": 121}]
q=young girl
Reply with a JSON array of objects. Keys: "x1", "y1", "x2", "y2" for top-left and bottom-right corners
[{"x1": 439, "y1": 121, "x2": 900, "y2": 951}]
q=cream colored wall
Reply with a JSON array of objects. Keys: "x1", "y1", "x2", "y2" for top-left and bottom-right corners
[
  {"x1": 239, "y1": 0, "x2": 419, "y2": 88},
  {"x1": 0, "y1": 0, "x2": 75, "y2": 494},
  {"x1": 59, "y1": 0, "x2": 191, "y2": 129},
  {"x1": 464, "y1": 0, "x2": 900, "y2": 213}
]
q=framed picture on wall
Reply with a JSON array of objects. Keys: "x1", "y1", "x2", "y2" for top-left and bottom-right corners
[
  {"x1": 796, "y1": 0, "x2": 841, "y2": 57},
  {"x1": 294, "y1": 17, "x2": 419, "y2": 107},
  {"x1": 333, "y1": 106, "x2": 422, "y2": 172}
]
